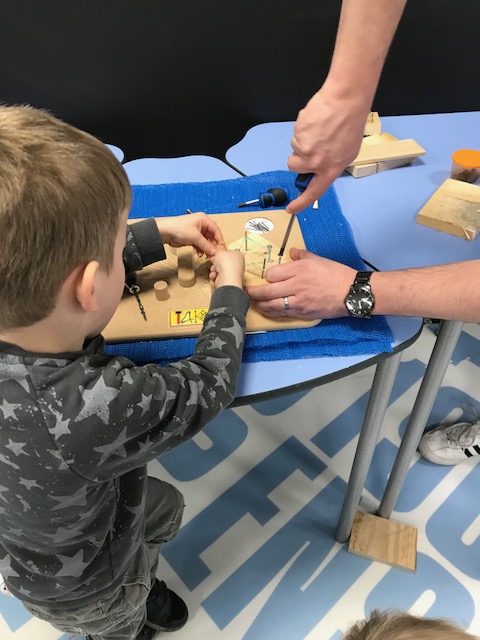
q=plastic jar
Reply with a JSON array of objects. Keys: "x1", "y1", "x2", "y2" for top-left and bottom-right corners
[{"x1": 451, "y1": 149, "x2": 480, "y2": 183}]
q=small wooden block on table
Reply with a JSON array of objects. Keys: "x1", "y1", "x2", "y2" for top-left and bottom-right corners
[
  {"x1": 348, "y1": 511, "x2": 417, "y2": 572},
  {"x1": 104, "y1": 210, "x2": 320, "y2": 342},
  {"x1": 346, "y1": 133, "x2": 425, "y2": 178},
  {"x1": 416, "y1": 178, "x2": 480, "y2": 240},
  {"x1": 364, "y1": 111, "x2": 381, "y2": 136}
]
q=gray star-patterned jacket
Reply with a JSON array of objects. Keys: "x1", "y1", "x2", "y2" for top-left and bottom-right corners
[{"x1": 0, "y1": 218, "x2": 249, "y2": 608}]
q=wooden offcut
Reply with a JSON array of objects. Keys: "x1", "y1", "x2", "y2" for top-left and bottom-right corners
[
  {"x1": 346, "y1": 133, "x2": 419, "y2": 178},
  {"x1": 416, "y1": 178, "x2": 480, "y2": 240},
  {"x1": 348, "y1": 511, "x2": 417, "y2": 572},
  {"x1": 177, "y1": 246, "x2": 196, "y2": 287},
  {"x1": 364, "y1": 111, "x2": 381, "y2": 136},
  {"x1": 350, "y1": 137, "x2": 425, "y2": 167},
  {"x1": 104, "y1": 210, "x2": 321, "y2": 342}
]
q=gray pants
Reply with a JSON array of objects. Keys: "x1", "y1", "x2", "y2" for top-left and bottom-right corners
[{"x1": 24, "y1": 477, "x2": 184, "y2": 640}]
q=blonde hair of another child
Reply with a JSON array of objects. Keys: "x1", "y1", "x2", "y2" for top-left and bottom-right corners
[
  {"x1": 0, "y1": 104, "x2": 131, "y2": 330},
  {"x1": 344, "y1": 610, "x2": 478, "y2": 640}
]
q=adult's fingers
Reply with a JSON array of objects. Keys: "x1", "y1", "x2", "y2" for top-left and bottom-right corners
[{"x1": 286, "y1": 174, "x2": 333, "y2": 215}]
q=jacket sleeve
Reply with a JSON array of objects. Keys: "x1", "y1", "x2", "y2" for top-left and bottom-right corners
[
  {"x1": 123, "y1": 218, "x2": 167, "y2": 272},
  {"x1": 48, "y1": 285, "x2": 250, "y2": 481}
]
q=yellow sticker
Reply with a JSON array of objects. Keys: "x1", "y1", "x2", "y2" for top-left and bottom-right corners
[{"x1": 170, "y1": 308, "x2": 209, "y2": 327}]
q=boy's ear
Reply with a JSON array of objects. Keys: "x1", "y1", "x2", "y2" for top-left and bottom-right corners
[{"x1": 74, "y1": 261, "x2": 101, "y2": 312}]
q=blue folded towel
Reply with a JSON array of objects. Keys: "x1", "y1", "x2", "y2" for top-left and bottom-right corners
[{"x1": 105, "y1": 170, "x2": 393, "y2": 365}]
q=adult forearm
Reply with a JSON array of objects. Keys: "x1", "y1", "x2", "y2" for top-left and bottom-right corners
[
  {"x1": 325, "y1": 0, "x2": 407, "y2": 104},
  {"x1": 371, "y1": 261, "x2": 480, "y2": 321}
]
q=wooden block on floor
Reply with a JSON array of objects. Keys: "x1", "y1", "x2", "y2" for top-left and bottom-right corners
[
  {"x1": 348, "y1": 511, "x2": 417, "y2": 572},
  {"x1": 416, "y1": 178, "x2": 480, "y2": 240}
]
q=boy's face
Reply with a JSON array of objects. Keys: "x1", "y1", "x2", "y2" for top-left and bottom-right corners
[{"x1": 88, "y1": 209, "x2": 129, "y2": 337}]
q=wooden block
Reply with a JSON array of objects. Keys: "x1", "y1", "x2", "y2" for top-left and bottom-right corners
[
  {"x1": 154, "y1": 280, "x2": 169, "y2": 301},
  {"x1": 364, "y1": 111, "x2": 381, "y2": 136},
  {"x1": 347, "y1": 156, "x2": 417, "y2": 178},
  {"x1": 351, "y1": 138, "x2": 425, "y2": 166},
  {"x1": 346, "y1": 133, "x2": 418, "y2": 178},
  {"x1": 104, "y1": 211, "x2": 321, "y2": 341},
  {"x1": 348, "y1": 511, "x2": 417, "y2": 572},
  {"x1": 416, "y1": 178, "x2": 480, "y2": 240},
  {"x1": 177, "y1": 246, "x2": 196, "y2": 287}
]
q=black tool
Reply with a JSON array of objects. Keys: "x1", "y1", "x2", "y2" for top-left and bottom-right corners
[
  {"x1": 294, "y1": 173, "x2": 314, "y2": 192},
  {"x1": 277, "y1": 173, "x2": 314, "y2": 263},
  {"x1": 238, "y1": 187, "x2": 288, "y2": 209}
]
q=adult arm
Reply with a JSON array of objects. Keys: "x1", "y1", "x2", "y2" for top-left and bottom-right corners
[
  {"x1": 288, "y1": 0, "x2": 408, "y2": 213},
  {"x1": 247, "y1": 248, "x2": 480, "y2": 323}
]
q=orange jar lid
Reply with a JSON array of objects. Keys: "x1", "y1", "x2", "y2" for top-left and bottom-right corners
[{"x1": 452, "y1": 149, "x2": 480, "y2": 168}]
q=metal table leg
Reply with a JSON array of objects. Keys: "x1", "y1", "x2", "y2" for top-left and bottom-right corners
[
  {"x1": 377, "y1": 319, "x2": 464, "y2": 518},
  {"x1": 336, "y1": 352, "x2": 402, "y2": 542}
]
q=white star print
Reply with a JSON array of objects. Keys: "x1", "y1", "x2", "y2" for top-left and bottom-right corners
[
  {"x1": 50, "y1": 486, "x2": 88, "y2": 511},
  {"x1": 55, "y1": 550, "x2": 89, "y2": 578},
  {"x1": 0, "y1": 400, "x2": 22, "y2": 420},
  {"x1": 77, "y1": 377, "x2": 121, "y2": 424},
  {"x1": 93, "y1": 427, "x2": 128, "y2": 464},
  {"x1": 137, "y1": 393, "x2": 152, "y2": 418},
  {"x1": 5, "y1": 439, "x2": 28, "y2": 456}
]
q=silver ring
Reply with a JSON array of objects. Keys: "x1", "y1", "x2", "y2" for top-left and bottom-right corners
[{"x1": 284, "y1": 296, "x2": 290, "y2": 311}]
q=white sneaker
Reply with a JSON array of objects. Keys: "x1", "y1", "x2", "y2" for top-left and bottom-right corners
[{"x1": 418, "y1": 419, "x2": 480, "y2": 465}]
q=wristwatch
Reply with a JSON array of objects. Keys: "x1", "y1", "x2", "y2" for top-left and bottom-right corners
[{"x1": 344, "y1": 271, "x2": 375, "y2": 319}]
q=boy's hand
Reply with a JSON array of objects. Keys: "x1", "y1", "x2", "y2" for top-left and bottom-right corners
[
  {"x1": 156, "y1": 212, "x2": 224, "y2": 257},
  {"x1": 209, "y1": 245, "x2": 245, "y2": 289}
]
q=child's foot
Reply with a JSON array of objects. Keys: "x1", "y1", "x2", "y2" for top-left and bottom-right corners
[{"x1": 143, "y1": 579, "x2": 188, "y2": 633}]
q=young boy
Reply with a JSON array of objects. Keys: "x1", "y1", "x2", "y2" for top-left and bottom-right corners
[
  {"x1": 344, "y1": 609, "x2": 478, "y2": 639},
  {"x1": 0, "y1": 105, "x2": 248, "y2": 640}
]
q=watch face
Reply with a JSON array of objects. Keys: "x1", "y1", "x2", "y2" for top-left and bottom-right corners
[{"x1": 345, "y1": 286, "x2": 375, "y2": 318}]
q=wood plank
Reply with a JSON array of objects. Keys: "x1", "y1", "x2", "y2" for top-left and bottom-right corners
[
  {"x1": 348, "y1": 511, "x2": 417, "y2": 572},
  {"x1": 416, "y1": 178, "x2": 480, "y2": 240},
  {"x1": 104, "y1": 211, "x2": 321, "y2": 342},
  {"x1": 346, "y1": 133, "x2": 417, "y2": 177},
  {"x1": 351, "y1": 138, "x2": 425, "y2": 166}
]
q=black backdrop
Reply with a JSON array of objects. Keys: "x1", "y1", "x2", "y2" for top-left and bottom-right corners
[{"x1": 0, "y1": 0, "x2": 478, "y2": 160}]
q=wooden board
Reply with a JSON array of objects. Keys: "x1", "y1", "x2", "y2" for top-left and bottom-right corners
[
  {"x1": 416, "y1": 178, "x2": 480, "y2": 240},
  {"x1": 351, "y1": 137, "x2": 425, "y2": 166},
  {"x1": 348, "y1": 511, "x2": 417, "y2": 572},
  {"x1": 346, "y1": 133, "x2": 419, "y2": 178},
  {"x1": 104, "y1": 210, "x2": 321, "y2": 342}
]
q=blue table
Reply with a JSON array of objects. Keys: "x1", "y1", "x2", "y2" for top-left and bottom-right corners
[
  {"x1": 226, "y1": 111, "x2": 480, "y2": 533},
  {"x1": 120, "y1": 151, "x2": 424, "y2": 543}
]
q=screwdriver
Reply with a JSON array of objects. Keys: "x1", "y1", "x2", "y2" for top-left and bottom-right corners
[
  {"x1": 238, "y1": 187, "x2": 288, "y2": 209},
  {"x1": 277, "y1": 173, "x2": 313, "y2": 263}
]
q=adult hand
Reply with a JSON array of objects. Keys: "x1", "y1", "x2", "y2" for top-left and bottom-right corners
[
  {"x1": 246, "y1": 247, "x2": 356, "y2": 320},
  {"x1": 287, "y1": 87, "x2": 370, "y2": 214},
  {"x1": 156, "y1": 212, "x2": 224, "y2": 257}
]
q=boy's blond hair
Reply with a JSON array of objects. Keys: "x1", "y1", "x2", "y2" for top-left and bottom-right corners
[
  {"x1": 344, "y1": 609, "x2": 478, "y2": 640},
  {"x1": 0, "y1": 104, "x2": 131, "y2": 330}
]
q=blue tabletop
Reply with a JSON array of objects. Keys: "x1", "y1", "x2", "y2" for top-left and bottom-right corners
[
  {"x1": 110, "y1": 148, "x2": 423, "y2": 400},
  {"x1": 226, "y1": 112, "x2": 480, "y2": 271}
]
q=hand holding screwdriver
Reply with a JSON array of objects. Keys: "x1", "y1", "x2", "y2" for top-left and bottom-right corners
[{"x1": 277, "y1": 174, "x2": 313, "y2": 262}]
